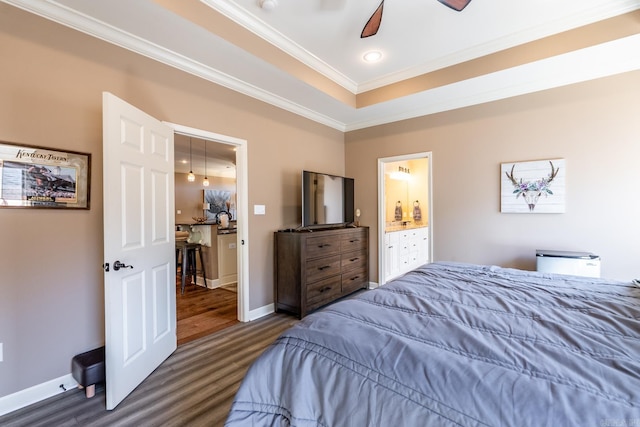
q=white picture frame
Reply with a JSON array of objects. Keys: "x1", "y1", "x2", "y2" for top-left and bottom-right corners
[{"x1": 500, "y1": 158, "x2": 565, "y2": 213}]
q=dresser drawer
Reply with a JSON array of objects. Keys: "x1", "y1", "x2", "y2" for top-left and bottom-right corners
[
  {"x1": 307, "y1": 275, "x2": 342, "y2": 311},
  {"x1": 306, "y1": 255, "x2": 341, "y2": 283},
  {"x1": 341, "y1": 231, "x2": 367, "y2": 253},
  {"x1": 306, "y1": 235, "x2": 340, "y2": 258},
  {"x1": 342, "y1": 267, "x2": 368, "y2": 294},
  {"x1": 341, "y1": 250, "x2": 367, "y2": 271}
]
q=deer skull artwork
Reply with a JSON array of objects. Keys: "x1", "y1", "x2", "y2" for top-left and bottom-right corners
[{"x1": 505, "y1": 161, "x2": 559, "y2": 212}]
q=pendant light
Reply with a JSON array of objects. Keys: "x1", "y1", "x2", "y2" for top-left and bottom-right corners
[
  {"x1": 202, "y1": 139, "x2": 209, "y2": 187},
  {"x1": 187, "y1": 137, "x2": 195, "y2": 182}
]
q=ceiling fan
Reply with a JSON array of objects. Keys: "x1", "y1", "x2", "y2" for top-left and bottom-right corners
[{"x1": 361, "y1": 0, "x2": 472, "y2": 38}]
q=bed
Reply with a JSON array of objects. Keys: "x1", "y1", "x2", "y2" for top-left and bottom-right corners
[{"x1": 226, "y1": 262, "x2": 640, "y2": 426}]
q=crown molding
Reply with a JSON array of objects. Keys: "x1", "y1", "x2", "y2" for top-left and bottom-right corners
[
  {"x1": 200, "y1": 0, "x2": 359, "y2": 94},
  {"x1": 2, "y1": 0, "x2": 639, "y2": 133},
  {"x1": 1, "y1": 0, "x2": 348, "y2": 131}
]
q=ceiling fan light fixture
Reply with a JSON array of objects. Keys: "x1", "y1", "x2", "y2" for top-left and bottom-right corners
[
  {"x1": 259, "y1": 0, "x2": 278, "y2": 11},
  {"x1": 363, "y1": 50, "x2": 382, "y2": 63}
]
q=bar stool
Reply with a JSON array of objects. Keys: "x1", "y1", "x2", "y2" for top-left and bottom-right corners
[{"x1": 180, "y1": 243, "x2": 207, "y2": 294}]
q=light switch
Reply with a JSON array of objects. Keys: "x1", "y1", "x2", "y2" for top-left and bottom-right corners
[
  {"x1": 254, "y1": 204, "x2": 266, "y2": 215},
  {"x1": 176, "y1": 209, "x2": 182, "y2": 215}
]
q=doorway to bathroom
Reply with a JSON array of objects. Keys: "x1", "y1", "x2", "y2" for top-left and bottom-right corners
[{"x1": 377, "y1": 152, "x2": 433, "y2": 285}]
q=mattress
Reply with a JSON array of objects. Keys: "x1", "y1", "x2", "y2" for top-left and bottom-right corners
[{"x1": 226, "y1": 262, "x2": 640, "y2": 426}]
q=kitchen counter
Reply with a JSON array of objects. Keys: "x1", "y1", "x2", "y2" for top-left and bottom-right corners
[
  {"x1": 176, "y1": 223, "x2": 237, "y2": 235},
  {"x1": 217, "y1": 228, "x2": 237, "y2": 235}
]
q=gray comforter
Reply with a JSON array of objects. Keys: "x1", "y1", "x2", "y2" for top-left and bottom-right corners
[{"x1": 226, "y1": 262, "x2": 640, "y2": 426}]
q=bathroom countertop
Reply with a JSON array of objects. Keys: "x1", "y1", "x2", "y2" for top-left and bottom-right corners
[{"x1": 385, "y1": 223, "x2": 428, "y2": 233}]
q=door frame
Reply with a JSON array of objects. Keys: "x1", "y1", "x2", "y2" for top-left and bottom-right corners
[
  {"x1": 165, "y1": 122, "x2": 249, "y2": 322},
  {"x1": 377, "y1": 152, "x2": 433, "y2": 286}
]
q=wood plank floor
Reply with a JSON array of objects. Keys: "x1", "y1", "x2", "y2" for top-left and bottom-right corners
[
  {"x1": 0, "y1": 312, "x2": 299, "y2": 427},
  {"x1": 177, "y1": 280, "x2": 238, "y2": 346}
]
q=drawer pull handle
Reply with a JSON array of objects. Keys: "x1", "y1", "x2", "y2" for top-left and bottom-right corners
[
  {"x1": 318, "y1": 265, "x2": 331, "y2": 271},
  {"x1": 318, "y1": 243, "x2": 332, "y2": 248},
  {"x1": 350, "y1": 276, "x2": 360, "y2": 281},
  {"x1": 350, "y1": 257, "x2": 359, "y2": 262},
  {"x1": 349, "y1": 239, "x2": 359, "y2": 243},
  {"x1": 320, "y1": 286, "x2": 332, "y2": 292}
]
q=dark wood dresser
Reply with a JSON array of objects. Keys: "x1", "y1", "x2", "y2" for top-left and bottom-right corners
[{"x1": 274, "y1": 227, "x2": 369, "y2": 318}]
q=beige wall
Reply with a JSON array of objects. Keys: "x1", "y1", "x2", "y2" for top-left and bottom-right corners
[
  {"x1": 2, "y1": 1, "x2": 639, "y2": 404},
  {"x1": 346, "y1": 71, "x2": 640, "y2": 283},
  {"x1": 0, "y1": 5, "x2": 343, "y2": 398}
]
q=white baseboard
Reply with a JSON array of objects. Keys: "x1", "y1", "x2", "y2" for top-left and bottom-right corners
[
  {"x1": 248, "y1": 303, "x2": 274, "y2": 321},
  {"x1": 197, "y1": 277, "x2": 238, "y2": 291},
  {"x1": 0, "y1": 374, "x2": 78, "y2": 417},
  {"x1": 195, "y1": 276, "x2": 218, "y2": 289},
  {"x1": 0, "y1": 301, "x2": 273, "y2": 417}
]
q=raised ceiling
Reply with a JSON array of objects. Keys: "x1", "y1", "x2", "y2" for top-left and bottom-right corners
[{"x1": 4, "y1": 0, "x2": 640, "y2": 133}]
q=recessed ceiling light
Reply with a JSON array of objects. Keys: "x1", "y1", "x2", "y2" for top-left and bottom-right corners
[{"x1": 363, "y1": 50, "x2": 382, "y2": 63}]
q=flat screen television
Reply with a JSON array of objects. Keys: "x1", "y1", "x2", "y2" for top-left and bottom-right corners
[{"x1": 302, "y1": 170, "x2": 354, "y2": 229}]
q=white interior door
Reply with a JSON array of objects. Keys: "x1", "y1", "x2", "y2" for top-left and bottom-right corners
[{"x1": 102, "y1": 92, "x2": 176, "y2": 410}]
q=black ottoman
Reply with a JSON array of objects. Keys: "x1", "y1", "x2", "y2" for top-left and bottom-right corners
[{"x1": 71, "y1": 346, "x2": 105, "y2": 398}]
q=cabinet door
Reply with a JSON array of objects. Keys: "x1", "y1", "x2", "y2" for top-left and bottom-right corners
[
  {"x1": 418, "y1": 227, "x2": 429, "y2": 266},
  {"x1": 406, "y1": 228, "x2": 428, "y2": 270},
  {"x1": 385, "y1": 232, "x2": 400, "y2": 281},
  {"x1": 218, "y1": 234, "x2": 238, "y2": 286}
]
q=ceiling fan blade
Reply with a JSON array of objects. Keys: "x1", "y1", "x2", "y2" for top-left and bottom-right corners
[
  {"x1": 437, "y1": 0, "x2": 472, "y2": 12},
  {"x1": 361, "y1": 0, "x2": 384, "y2": 38}
]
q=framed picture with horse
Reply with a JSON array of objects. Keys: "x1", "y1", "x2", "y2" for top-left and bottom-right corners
[{"x1": 0, "y1": 140, "x2": 90, "y2": 209}]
